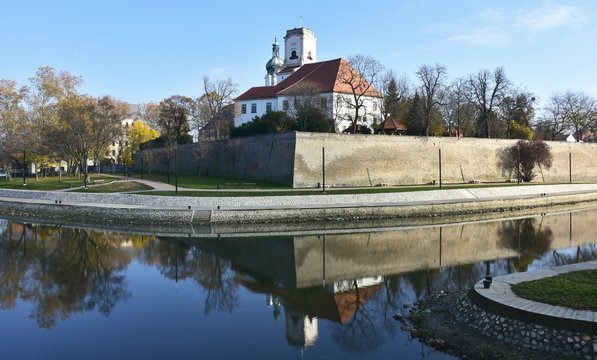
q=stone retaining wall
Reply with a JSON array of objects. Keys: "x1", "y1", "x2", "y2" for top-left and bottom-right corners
[
  {"x1": 135, "y1": 132, "x2": 597, "y2": 188},
  {"x1": 454, "y1": 294, "x2": 596, "y2": 359}
]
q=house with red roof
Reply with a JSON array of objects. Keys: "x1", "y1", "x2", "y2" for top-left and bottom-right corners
[{"x1": 235, "y1": 28, "x2": 383, "y2": 132}]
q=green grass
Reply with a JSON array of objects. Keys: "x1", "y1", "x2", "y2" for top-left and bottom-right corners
[
  {"x1": 74, "y1": 181, "x2": 153, "y2": 193},
  {"x1": 130, "y1": 172, "x2": 290, "y2": 189},
  {"x1": 511, "y1": 270, "x2": 597, "y2": 311},
  {"x1": 129, "y1": 183, "x2": 542, "y2": 197},
  {"x1": 0, "y1": 175, "x2": 117, "y2": 191}
]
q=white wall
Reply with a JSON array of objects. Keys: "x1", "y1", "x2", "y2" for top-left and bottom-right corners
[{"x1": 234, "y1": 98, "x2": 279, "y2": 126}]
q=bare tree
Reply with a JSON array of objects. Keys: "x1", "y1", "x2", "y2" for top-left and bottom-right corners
[
  {"x1": 558, "y1": 91, "x2": 596, "y2": 142},
  {"x1": 535, "y1": 95, "x2": 567, "y2": 141},
  {"x1": 444, "y1": 78, "x2": 476, "y2": 137},
  {"x1": 283, "y1": 81, "x2": 328, "y2": 131},
  {"x1": 467, "y1": 67, "x2": 510, "y2": 138},
  {"x1": 136, "y1": 102, "x2": 160, "y2": 130},
  {"x1": 416, "y1": 64, "x2": 447, "y2": 136},
  {"x1": 337, "y1": 55, "x2": 384, "y2": 133},
  {"x1": 195, "y1": 77, "x2": 238, "y2": 141}
]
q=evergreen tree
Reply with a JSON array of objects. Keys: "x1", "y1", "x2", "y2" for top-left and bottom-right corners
[
  {"x1": 405, "y1": 92, "x2": 425, "y2": 135},
  {"x1": 385, "y1": 77, "x2": 401, "y2": 119}
]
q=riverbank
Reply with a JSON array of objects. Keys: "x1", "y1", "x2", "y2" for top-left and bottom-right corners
[
  {"x1": 1, "y1": 184, "x2": 597, "y2": 225},
  {"x1": 406, "y1": 261, "x2": 597, "y2": 360}
]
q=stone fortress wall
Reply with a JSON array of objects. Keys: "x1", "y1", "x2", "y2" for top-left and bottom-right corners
[
  {"x1": 136, "y1": 132, "x2": 597, "y2": 188},
  {"x1": 293, "y1": 132, "x2": 597, "y2": 187}
]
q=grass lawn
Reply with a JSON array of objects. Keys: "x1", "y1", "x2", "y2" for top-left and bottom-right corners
[
  {"x1": 74, "y1": 181, "x2": 153, "y2": 193},
  {"x1": 130, "y1": 183, "x2": 541, "y2": 197},
  {"x1": 130, "y1": 172, "x2": 290, "y2": 189},
  {"x1": 511, "y1": 269, "x2": 597, "y2": 311},
  {"x1": 0, "y1": 175, "x2": 117, "y2": 191}
]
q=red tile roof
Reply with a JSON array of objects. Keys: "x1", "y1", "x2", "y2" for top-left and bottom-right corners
[
  {"x1": 236, "y1": 58, "x2": 382, "y2": 101},
  {"x1": 379, "y1": 117, "x2": 407, "y2": 131}
]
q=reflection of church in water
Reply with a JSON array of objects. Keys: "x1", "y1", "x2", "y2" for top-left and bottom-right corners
[{"x1": 242, "y1": 275, "x2": 384, "y2": 348}]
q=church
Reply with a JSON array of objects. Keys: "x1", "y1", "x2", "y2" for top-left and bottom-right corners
[{"x1": 234, "y1": 27, "x2": 383, "y2": 132}]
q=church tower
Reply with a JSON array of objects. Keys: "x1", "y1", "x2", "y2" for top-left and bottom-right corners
[{"x1": 283, "y1": 28, "x2": 317, "y2": 68}]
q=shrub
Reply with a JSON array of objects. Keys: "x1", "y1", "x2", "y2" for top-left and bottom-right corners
[{"x1": 500, "y1": 140, "x2": 553, "y2": 182}]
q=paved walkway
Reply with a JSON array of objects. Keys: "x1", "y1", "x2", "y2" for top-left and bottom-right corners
[
  {"x1": 2, "y1": 183, "x2": 597, "y2": 224},
  {"x1": 473, "y1": 260, "x2": 597, "y2": 329}
]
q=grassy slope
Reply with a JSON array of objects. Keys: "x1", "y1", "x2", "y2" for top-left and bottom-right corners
[{"x1": 0, "y1": 176, "x2": 117, "y2": 191}]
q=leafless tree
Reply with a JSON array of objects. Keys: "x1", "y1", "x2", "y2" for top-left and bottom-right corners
[
  {"x1": 195, "y1": 76, "x2": 238, "y2": 141},
  {"x1": 467, "y1": 67, "x2": 511, "y2": 138},
  {"x1": 337, "y1": 55, "x2": 384, "y2": 133},
  {"x1": 284, "y1": 81, "x2": 326, "y2": 131},
  {"x1": 136, "y1": 102, "x2": 160, "y2": 130},
  {"x1": 444, "y1": 78, "x2": 476, "y2": 137},
  {"x1": 417, "y1": 64, "x2": 447, "y2": 136},
  {"x1": 558, "y1": 91, "x2": 596, "y2": 142}
]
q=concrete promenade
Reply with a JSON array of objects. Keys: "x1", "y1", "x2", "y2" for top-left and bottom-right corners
[
  {"x1": 472, "y1": 261, "x2": 597, "y2": 332},
  {"x1": 1, "y1": 183, "x2": 597, "y2": 224}
]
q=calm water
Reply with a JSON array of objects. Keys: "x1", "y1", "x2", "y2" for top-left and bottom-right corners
[{"x1": 1, "y1": 208, "x2": 597, "y2": 360}]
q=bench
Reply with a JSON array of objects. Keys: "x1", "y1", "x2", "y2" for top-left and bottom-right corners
[{"x1": 220, "y1": 182, "x2": 257, "y2": 188}]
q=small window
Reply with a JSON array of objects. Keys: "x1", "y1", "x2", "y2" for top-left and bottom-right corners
[
  {"x1": 283, "y1": 100, "x2": 289, "y2": 111},
  {"x1": 241, "y1": 104, "x2": 246, "y2": 114},
  {"x1": 251, "y1": 103, "x2": 257, "y2": 113},
  {"x1": 112, "y1": 150, "x2": 115, "y2": 156},
  {"x1": 266, "y1": 102, "x2": 272, "y2": 112},
  {"x1": 290, "y1": 50, "x2": 298, "y2": 60},
  {"x1": 307, "y1": 51, "x2": 312, "y2": 60},
  {"x1": 112, "y1": 141, "x2": 116, "y2": 146},
  {"x1": 320, "y1": 97, "x2": 327, "y2": 110},
  {"x1": 372, "y1": 102, "x2": 378, "y2": 111}
]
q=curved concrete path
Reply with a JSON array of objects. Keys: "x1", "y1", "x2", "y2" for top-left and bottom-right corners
[
  {"x1": 472, "y1": 260, "x2": 597, "y2": 333},
  {"x1": 1, "y1": 183, "x2": 597, "y2": 224}
]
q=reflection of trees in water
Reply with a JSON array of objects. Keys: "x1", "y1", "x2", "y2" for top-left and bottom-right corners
[
  {"x1": 498, "y1": 218, "x2": 553, "y2": 272},
  {"x1": 551, "y1": 244, "x2": 597, "y2": 266},
  {"x1": 137, "y1": 238, "x2": 239, "y2": 315},
  {"x1": 0, "y1": 223, "x2": 133, "y2": 328}
]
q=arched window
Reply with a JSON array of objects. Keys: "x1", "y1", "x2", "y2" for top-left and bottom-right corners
[
  {"x1": 290, "y1": 50, "x2": 298, "y2": 60},
  {"x1": 307, "y1": 51, "x2": 312, "y2": 60}
]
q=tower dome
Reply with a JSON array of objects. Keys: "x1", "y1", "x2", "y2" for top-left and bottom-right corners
[{"x1": 266, "y1": 39, "x2": 284, "y2": 75}]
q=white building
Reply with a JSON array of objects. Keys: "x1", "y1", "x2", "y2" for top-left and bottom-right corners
[
  {"x1": 235, "y1": 27, "x2": 383, "y2": 132},
  {"x1": 106, "y1": 104, "x2": 138, "y2": 163}
]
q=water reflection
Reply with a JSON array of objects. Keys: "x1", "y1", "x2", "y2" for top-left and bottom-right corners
[{"x1": 1, "y1": 208, "x2": 596, "y2": 357}]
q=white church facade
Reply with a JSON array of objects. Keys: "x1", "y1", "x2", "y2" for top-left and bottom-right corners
[{"x1": 234, "y1": 27, "x2": 383, "y2": 132}]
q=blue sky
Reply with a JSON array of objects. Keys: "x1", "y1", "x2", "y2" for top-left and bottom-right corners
[{"x1": 1, "y1": 0, "x2": 595, "y2": 111}]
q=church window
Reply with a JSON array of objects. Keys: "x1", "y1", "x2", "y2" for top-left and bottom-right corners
[
  {"x1": 251, "y1": 103, "x2": 257, "y2": 113},
  {"x1": 307, "y1": 51, "x2": 312, "y2": 60},
  {"x1": 290, "y1": 50, "x2": 298, "y2": 60},
  {"x1": 241, "y1": 104, "x2": 246, "y2": 114},
  {"x1": 372, "y1": 101, "x2": 378, "y2": 111},
  {"x1": 283, "y1": 100, "x2": 289, "y2": 111},
  {"x1": 266, "y1": 102, "x2": 272, "y2": 112}
]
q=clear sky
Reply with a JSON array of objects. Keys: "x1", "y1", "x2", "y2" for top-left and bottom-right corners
[{"x1": 1, "y1": 0, "x2": 595, "y2": 111}]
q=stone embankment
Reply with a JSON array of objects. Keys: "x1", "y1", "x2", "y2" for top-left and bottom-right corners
[
  {"x1": 454, "y1": 295, "x2": 596, "y2": 359},
  {"x1": 1, "y1": 184, "x2": 597, "y2": 225}
]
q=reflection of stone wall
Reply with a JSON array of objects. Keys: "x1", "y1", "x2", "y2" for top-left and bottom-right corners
[
  {"x1": 293, "y1": 132, "x2": 597, "y2": 187},
  {"x1": 191, "y1": 209, "x2": 597, "y2": 289},
  {"x1": 292, "y1": 209, "x2": 597, "y2": 288}
]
